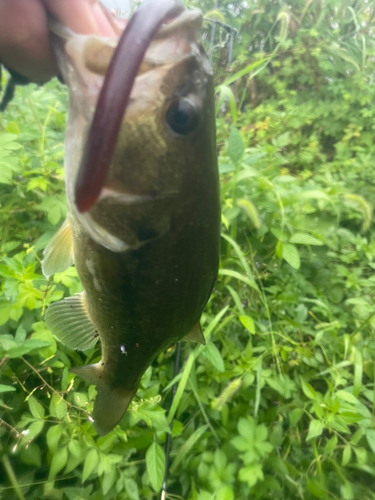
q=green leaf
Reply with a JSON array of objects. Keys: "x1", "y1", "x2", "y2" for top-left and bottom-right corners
[
  {"x1": 227, "y1": 127, "x2": 244, "y2": 165},
  {"x1": 28, "y1": 396, "x2": 45, "y2": 419},
  {"x1": 202, "y1": 342, "x2": 225, "y2": 372},
  {"x1": 238, "y1": 463, "x2": 263, "y2": 488},
  {"x1": 102, "y1": 469, "x2": 117, "y2": 495},
  {"x1": 48, "y1": 446, "x2": 68, "y2": 480},
  {"x1": 170, "y1": 425, "x2": 208, "y2": 473},
  {"x1": 239, "y1": 315, "x2": 255, "y2": 334},
  {"x1": 221, "y1": 57, "x2": 271, "y2": 86},
  {"x1": 8, "y1": 338, "x2": 51, "y2": 358},
  {"x1": 307, "y1": 479, "x2": 329, "y2": 499},
  {"x1": 301, "y1": 379, "x2": 317, "y2": 400},
  {"x1": 0, "y1": 301, "x2": 12, "y2": 326},
  {"x1": 0, "y1": 385, "x2": 16, "y2": 393},
  {"x1": 125, "y1": 478, "x2": 139, "y2": 500},
  {"x1": 21, "y1": 421, "x2": 44, "y2": 445},
  {"x1": 289, "y1": 233, "x2": 324, "y2": 245},
  {"x1": 82, "y1": 448, "x2": 99, "y2": 482},
  {"x1": 46, "y1": 424, "x2": 63, "y2": 454},
  {"x1": 366, "y1": 429, "x2": 375, "y2": 454},
  {"x1": 50, "y1": 393, "x2": 67, "y2": 420},
  {"x1": 282, "y1": 244, "x2": 300, "y2": 269},
  {"x1": 342, "y1": 445, "x2": 351, "y2": 466},
  {"x1": 146, "y1": 442, "x2": 165, "y2": 493},
  {"x1": 324, "y1": 435, "x2": 338, "y2": 453},
  {"x1": 217, "y1": 486, "x2": 234, "y2": 500},
  {"x1": 290, "y1": 408, "x2": 303, "y2": 427},
  {"x1": 306, "y1": 419, "x2": 323, "y2": 441}
]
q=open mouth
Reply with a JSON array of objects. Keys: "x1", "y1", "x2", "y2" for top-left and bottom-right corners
[{"x1": 73, "y1": 0, "x2": 187, "y2": 213}]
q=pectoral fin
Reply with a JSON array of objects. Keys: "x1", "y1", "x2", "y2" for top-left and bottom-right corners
[
  {"x1": 181, "y1": 321, "x2": 205, "y2": 345},
  {"x1": 42, "y1": 217, "x2": 74, "y2": 278},
  {"x1": 45, "y1": 292, "x2": 99, "y2": 351}
]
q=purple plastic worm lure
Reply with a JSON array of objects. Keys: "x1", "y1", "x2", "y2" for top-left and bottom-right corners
[{"x1": 75, "y1": 0, "x2": 185, "y2": 212}]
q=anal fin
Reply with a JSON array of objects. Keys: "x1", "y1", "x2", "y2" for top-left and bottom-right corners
[
  {"x1": 181, "y1": 321, "x2": 205, "y2": 345},
  {"x1": 42, "y1": 217, "x2": 74, "y2": 278},
  {"x1": 45, "y1": 292, "x2": 99, "y2": 351}
]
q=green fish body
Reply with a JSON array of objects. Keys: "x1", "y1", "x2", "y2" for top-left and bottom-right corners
[{"x1": 43, "y1": 9, "x2": 220, "y2": 435}]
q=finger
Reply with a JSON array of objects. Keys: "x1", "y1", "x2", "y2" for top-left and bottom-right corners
[
  {"x1": 0, "y1": 0, "x2": 58, "y2": 81},
  {"x1": 42, "y1": 0, "x2": 116, "y2": 37}
]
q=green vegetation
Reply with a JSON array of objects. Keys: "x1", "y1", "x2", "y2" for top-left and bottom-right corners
[{"x1": 1, "y1": 0, "x2": 375, "y2": 498}]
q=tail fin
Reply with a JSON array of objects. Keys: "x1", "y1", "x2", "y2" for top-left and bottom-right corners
[
  {"x1": 70, "y1": 363, "x2": 137, "y2": 435},
  {"x1": 93, "y1": 385, "x2": 138, "y2": 435}
]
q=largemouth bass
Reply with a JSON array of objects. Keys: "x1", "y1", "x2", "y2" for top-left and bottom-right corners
[{"x1": 43, "y1": 0, "x2": 220, "y2": 435}]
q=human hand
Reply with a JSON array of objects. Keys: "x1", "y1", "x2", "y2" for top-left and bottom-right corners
[{"x1": 0, "y1": 0, "x2": 117, "y2": 82}]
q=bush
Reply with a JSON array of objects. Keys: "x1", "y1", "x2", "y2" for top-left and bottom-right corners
[{"x1": 1, "y1": 1, "x2": 375, "y2": 499}]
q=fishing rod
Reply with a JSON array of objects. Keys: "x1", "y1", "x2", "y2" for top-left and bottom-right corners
[{"x1": 161, "y1": 341, "x2": 181, "y2": 500}]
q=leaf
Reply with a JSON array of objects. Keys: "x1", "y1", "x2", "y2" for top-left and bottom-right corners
[
  {"x1": 238, "y1": 463, "x2": 264, "y2": 488},
  {"x1": 324, "y1": 435, "x2": 338, "y2": 453},
  {"x1": 342, "y1": 445, "x2": 351, "y2": 466},
  {"x1": 306, "y1": 419, "x2": 323, "y2": 441},
  {"x1": 50, "y1": 393, "x2": 67, "y2": 420},
  {"x1": 146, "y1": 442, "x2": 165, "y2": 493},
  {"x1": 0, "y1": 385, "x2": 16, "y2": 393},
  {"x1": 49, "y1": 446, "x2": 68, "y2": 480},
  {"x1": 307, "y1": 479, "x2": 329, "y2": 499},
  {"x1": 102, "y1": 469, "x2": 117, "y2": 495},
  {"x1": 366, "y1": 429, "x2": 375, "y2": 455},
  {"x1": 202, "y1": 342, "x2": 225, "y2": 372},
  {"x1": 217, "y1": 486, "x2": 234, "y2": 500},
  {"x1": 82, "y1": 449, "x2": 99, "y2": 483},
  {"x1": 7, "y1": 338, "x2": 51, "y2": 358},
  {"x1": 0, "y1": 301, "x2": 12, "y2": 326},
  {"x1": 46, "y1": 425, "x2": 63, "y2": 454},
  {"x1": 170, "y1": 425, "x2": 208, "y2": 473},
  {"x1": 289, "y1": 233, "x2": 324, "y2": 245},
  {"x1": 301, "y1": 378, "x2": 317, "y2": 400},
  {"x1": 239, "y1": 315, "x2": 255, "y2": 334},
  {"x1": 227, "y1": 127, "x2": 244, "y2": 165},
  {"x1": 125, "y1": 478, "x2": 139, "y2": 500},
  {"x1": 290, "y1": 408, "x2": 303, "y2": 427},
  {"x1": 21, "y1": 421, "x2": 44, "y2": 445},
  {"x1": 167, "y1": 353, "x2": 195, "y2": 424},
  {"x1": 28, "y1": 396, "x2": 45, "y2": 419},
  {"x1": 222, "y1": 57, "x2": 271, "y2": 86},
  {"x1": 282, "y1": 244, "x2": 300, "y2": 269},
  {"x1": 218, "y1": 269, "x2": 258, "y2": 291}
]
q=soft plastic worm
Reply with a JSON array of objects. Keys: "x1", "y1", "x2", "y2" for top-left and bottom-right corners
[{"x1": 75, "y1": 0, "x2": 185, "y2": 213}]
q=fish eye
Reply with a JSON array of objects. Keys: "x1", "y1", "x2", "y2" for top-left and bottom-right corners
[{"x1": 166, "y1": 98, "x2": 200, "y2": 135}]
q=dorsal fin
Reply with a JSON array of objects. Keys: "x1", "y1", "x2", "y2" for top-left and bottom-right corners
[
  {"x1": 45, "y1": 293, "x2": 99, "y2": 351},
  {"x1": 42, "y1": 217, "x2": 74, "y2": 278},
  {"x1": 181, "y1": 321, "x2": 205, "y2": 345}
]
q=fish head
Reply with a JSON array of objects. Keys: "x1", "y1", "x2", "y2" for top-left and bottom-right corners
[{"x1": 52, "y1": 4, "x2": 218, "y2": 251}]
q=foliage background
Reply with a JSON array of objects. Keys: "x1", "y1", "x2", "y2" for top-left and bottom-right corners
[{"x1": 1, "y1": 0, "x2": 375, "y2": 499}]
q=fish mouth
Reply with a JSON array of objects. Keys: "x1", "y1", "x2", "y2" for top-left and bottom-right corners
[{"x1": 73, "y1": 0, "x2": 203, "y2": 214}]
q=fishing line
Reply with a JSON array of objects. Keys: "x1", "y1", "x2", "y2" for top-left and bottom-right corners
[{"x1": 161, "y1": 341, "x2": 181, "y2": 500}]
